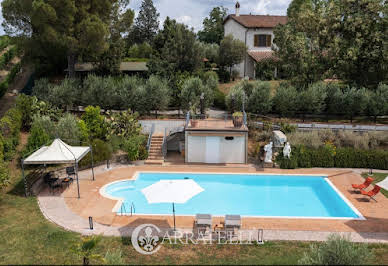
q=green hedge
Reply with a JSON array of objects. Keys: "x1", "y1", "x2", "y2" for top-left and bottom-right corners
[
  {"x1": 0, "y1": 46, "x2": 17, "y2": 69},
  {"x1": 0, "y1": 62, "x2": 21, "y2": 98},
  {"x1": 0, "y1": 106, "x2": 22, "y2": 161},
  {"x1": 277, "y1": 145, "x2": 388, "y2": 170},
  {"x1": 0, "y1": 36, "x2": 10, "y2": 52}
]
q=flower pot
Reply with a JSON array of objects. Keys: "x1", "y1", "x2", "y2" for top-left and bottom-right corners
[{"x1": 233, "y1": 116, "x2": 243, "y2": 127}]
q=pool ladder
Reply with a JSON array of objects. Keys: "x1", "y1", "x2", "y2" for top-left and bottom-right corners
[{"x1": 119, "y1": 202, "x2": 136, "y2": 216}]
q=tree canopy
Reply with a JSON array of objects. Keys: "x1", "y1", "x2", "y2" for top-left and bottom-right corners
[
  {"x1": 275, "y1": 0, "x2": 387, "y2": 88},
  {"x1": 198, "y1": 6, "x2": 228, "y2": 44},
  {"x1": 218, "y1": 34, "x2": 247, "y2": 73},
  {"x1": 148, "y1": 17, "x2": 202, "y2": 78},
  {"x1": 1, "y1": 0, "x2": 134, "y2": 77},
  {"x1": 130, "y1": 0, "x2": 159, "y2": 45}
]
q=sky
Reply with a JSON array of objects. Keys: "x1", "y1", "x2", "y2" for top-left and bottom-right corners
[{"x1": 0, "y1": 0, "x2": 292, "y2": 34}]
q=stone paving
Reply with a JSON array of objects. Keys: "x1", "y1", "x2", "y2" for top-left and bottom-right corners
[{"x1": 37, "y1": 164, "x2": 388, "y2": 243}]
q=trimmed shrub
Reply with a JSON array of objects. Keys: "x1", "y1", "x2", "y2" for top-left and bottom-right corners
[
  {"x1": 276, "y1": 152, "x2": 298, "y2": 169},
  {"x1": 294, "y1": 145, "x2": 312, "y2": 168},
  {"x1": 310, "y1": 146, "x2": 335, "y2": 168},
  {"x1": 299, "y1": 234, "x2": 374, "y2": 265},
  {"x1": 277, "y1": 145, "x2": 388, "y2": 170}
]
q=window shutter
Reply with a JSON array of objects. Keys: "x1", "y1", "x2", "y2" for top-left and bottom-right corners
[
  {"x1": 266, "y1": 35, "x2": 272, "y2": 47},
  {"x1": 254, "y1": 35, "x2": 259, "y2": 47}
]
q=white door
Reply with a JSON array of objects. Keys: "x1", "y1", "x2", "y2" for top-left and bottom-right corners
[{"x1": 205, "y1": 137, "x2": 220, "y2": 163}]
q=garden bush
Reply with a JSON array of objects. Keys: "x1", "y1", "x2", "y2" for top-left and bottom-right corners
[
  {"x1": 123, "y1": 135, "x2": 148, "y2": 162},
  {"x1": 23, "y1": 125, "x2": 51, "y2": 157},
  {"x1": 81, "y1": 106, "x2": 108, "y2": 140},
  {"x1": 0, "y1": 107, "x2": 22, "y2": 160},
  {"x1": 0, "y1": 46, "x2": 16, "y2": 69},
  {"x1": 299, "y1": 234, "x2": 373, "y2": 265},
  {"x1": 0, "y1": 62, "x2": 21, "y2": 99},
  {"x1": 0, "y1": 160, "x2": 10, "y2": 190},
  {"x1": 79, "y1": 139, "x2": 113, "y2": 168},
  {"x1": 277, "y1": 145, "x2": 388, "y2": 170},
  {"x1": 213, "y1": 89, "x2": 226, "y2": 109},
  {"x1": 255, "y1": 58, "x2": 277, "y2": 80},
  {"x1": 217, "y1": 68, "x2": 230, "y2": 83},
  {"x1": 272, "y1": 83, "x2": 298, "y2": 117},
  {"x1": 288, "y1": 130, "x2": 387, "y2": 150}
]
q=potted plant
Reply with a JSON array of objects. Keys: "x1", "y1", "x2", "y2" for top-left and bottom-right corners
[{"x1": 232, "y1": 112, "x2": 243, "y2": 127}]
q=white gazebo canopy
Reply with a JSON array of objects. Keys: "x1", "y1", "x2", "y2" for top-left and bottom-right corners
[
  {"x1": 23, "y1": 139, "x2": 90, "y2": 165},
  {"x1": 22, "y1": 139, "x2": 94, "y2": 199}
]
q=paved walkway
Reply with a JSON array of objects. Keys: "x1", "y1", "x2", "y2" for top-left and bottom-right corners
[
  {"x1": 37, "y1": 165, "x2": 388, "y2": 243},
  {"x1": 36, "y1": 191, "x2": 388, "y2": 243}
]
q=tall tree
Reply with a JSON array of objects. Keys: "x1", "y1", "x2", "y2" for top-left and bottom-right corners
[
  {"x1": 95, "y1": 1, "x2": 135, "y2": 75},
  {"x1": 198, "y1": 6, "x2": 228, "y2": 44},
  {"x1": 218, "y1": 34, "x2": 247, "y2": 73},
  {"x1": 325, "y1": 0, "x2": 387, "y2": 88},
  {"x1": 148, "y1": 17, "x2": 202, "y2": 77},
  {"x1": 130, "y1": 0, "x2": 159, "y2": 45},
  {"x1": 274, "y1": 0, "x2": 329, "y2": 87},
  {"x1": 2, "y1": 0, "x2": 133, "y2": 77}
]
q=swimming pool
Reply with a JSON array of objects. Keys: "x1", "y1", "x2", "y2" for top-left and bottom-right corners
[{"x1": 101, "y1": 172, "x2": 363, "y2": 219}]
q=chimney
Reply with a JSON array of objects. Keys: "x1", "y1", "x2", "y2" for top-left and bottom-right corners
[{"x1": 235, "y1": 2, "x2": 240, "y2": 17}]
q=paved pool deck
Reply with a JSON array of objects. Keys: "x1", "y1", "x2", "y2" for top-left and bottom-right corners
[{"x1": 37, "y1": 164, "x2": 388, "y2": 243}]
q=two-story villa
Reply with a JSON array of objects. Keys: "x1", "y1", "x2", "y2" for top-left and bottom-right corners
[{"x1": 223, "y1": 2, "x2": 287, "y2": 79}]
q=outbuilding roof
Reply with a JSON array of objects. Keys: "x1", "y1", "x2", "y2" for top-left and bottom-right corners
[
  {"x1": 65, "y1": 62, "x2": 148, "y2": 72},
  {"x1": 224, "y1": 14, "x2": 287, "y2": 28}
]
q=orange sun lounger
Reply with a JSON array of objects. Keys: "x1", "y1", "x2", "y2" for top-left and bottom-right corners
[
  {"x1": 352, "y1": 177, "x2": 374, "y2": 190},
  {"x1": 360, "y1": 185, "x2": 381, "y2": 201}
]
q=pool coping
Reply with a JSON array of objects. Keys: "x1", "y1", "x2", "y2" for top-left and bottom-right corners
[{"x1": 99, "y1": 171, "x2": 365, "y2": 221}]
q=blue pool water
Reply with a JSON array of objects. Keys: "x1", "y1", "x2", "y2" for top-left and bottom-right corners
[{"x1": 104, "y1": 173, "x2": 360, "y2": 218}]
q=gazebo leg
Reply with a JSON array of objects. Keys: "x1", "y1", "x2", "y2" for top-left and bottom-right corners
[
  {"x1": 75, "y1": 162, "x2": 80, "y2": 199},
  {"x1": 21, "y1": 160, "x2": 28, "y2": 197},
  {"x1": 90, "y1": 146, "x2": 95, "y2": 181}
]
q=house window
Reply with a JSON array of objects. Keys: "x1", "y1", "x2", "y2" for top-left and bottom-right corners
[{"x1": 254, "y1": 34, "x2": 272, "y2": 47}]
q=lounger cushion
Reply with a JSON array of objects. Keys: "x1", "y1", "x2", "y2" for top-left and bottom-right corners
[{"x1": 196, "y1": 214, "x2": 212, "y2": 226}]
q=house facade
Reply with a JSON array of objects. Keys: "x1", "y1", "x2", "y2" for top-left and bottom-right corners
[{"x1": 223, "y1": 2, "x2": 287, "y2": 79}]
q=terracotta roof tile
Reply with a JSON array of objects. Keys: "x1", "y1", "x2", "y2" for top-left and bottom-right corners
[
  {"x1": 248, "y1": 51, "x2": 277, "y2": 62},
  {"x1": 225, "y1": 14, "x2": 287, "y2": 28}
]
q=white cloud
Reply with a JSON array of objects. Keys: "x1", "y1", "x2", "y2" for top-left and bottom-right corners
[{"x1": 176, "y1": 15, "x2": 192, "y2": 24}]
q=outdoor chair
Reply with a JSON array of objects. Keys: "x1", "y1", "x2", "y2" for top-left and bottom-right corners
[
  {"x1": 225, "y1": 215, "x2": 241, "y2": 236},
  {"x1": 66, "y1": 167, "x2": 75, "y2": 178},
  {"x1": 195, "y1": 214, "x2": 212, "y2": 235},
  {"x1": 361, "y1": 185, "x2": 381, "y2": 202},
  {"x1": 352, "y1": 177, "x2": 374, "y2": 191}
]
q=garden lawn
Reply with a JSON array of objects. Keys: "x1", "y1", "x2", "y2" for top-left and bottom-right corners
[{"x1": 362, "y1": 172, "x2": 388, "y2": 198}]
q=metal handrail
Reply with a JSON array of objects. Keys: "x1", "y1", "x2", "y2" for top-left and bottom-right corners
[
  {"x1": 130, "y1": 202, "x2": 136, "y2": 216},
  {"x1": 146, "y1": 124, "x2": 155, "y2": 153},
  {"x1": 120, "y1": 202, "x2": 127, "y2": 216},
  {"x1": 162, "y1": 127, "x2": 167, "y2": 157}
]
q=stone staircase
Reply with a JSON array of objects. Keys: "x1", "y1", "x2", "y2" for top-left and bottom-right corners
[{"x1": 145, "y1": 135, "x2": 164, "y2": 165}]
